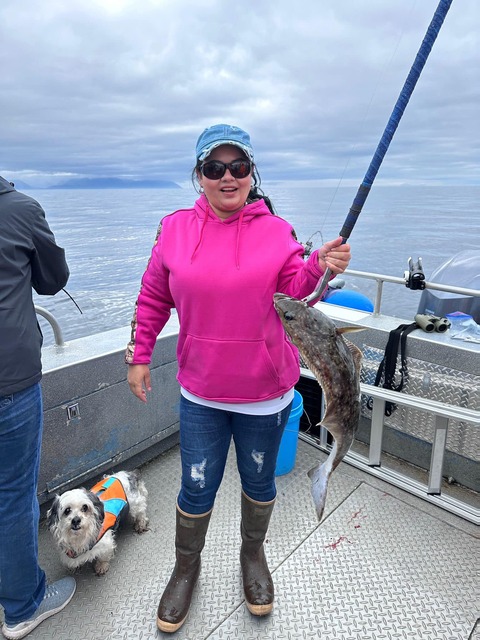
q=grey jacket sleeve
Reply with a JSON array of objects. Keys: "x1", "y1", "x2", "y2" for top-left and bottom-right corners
[{"x1": 30, "y1": 200, "x2": 70, "y2": 295}]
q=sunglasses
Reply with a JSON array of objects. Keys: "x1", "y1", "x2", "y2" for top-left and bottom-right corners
[{"x1": 200, "y1": 159, "x2": 252, "y2": 180}]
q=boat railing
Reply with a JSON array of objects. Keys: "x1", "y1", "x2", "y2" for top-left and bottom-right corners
[
  {"x1": 344, "y1": 268, "x2": 480, "y2": 315},
  {"x1": 35, "y1": 272, "x2": 479, "y2": 344},
  {"x1": 300, "y1": 366, "x2": 480, "y2": 525},
  {"x1": 35, "y1": 281, "x2": 479, "y2": 524},
  {"x1": 35, "y1": 305, "x2": 65, "y2": 346}
]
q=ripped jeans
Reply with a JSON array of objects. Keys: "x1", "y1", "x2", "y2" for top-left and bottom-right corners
[{"x1": 177, "y1": 395, "x2": 293, "y2": 514}]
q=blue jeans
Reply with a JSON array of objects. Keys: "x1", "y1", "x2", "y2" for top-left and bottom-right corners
[
  {"x1": 0, "y1": 383, "x2": 46, "y2": 625},
  {"x1": 177, "y1": 395, "x2": 293, "y2": 514}
]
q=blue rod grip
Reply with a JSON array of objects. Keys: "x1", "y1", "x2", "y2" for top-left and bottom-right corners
[
  {"x1": 364, "y1": 0, "x2": 453, "y2": 187},
  {"x1": 338, "y1": 0, "x2": 453, "y2": 239}
]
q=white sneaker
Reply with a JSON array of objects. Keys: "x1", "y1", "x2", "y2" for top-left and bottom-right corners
[{"x1": 2, "y1": 577, "x2": 76, "y2": 640}]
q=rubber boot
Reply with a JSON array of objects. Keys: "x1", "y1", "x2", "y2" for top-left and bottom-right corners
[
  {"x1": 157, "y1": 505, "x2": 212, "y2": 633},
  {"x1": 240, "y1": 491, "x2": 275, "y2": 616}
]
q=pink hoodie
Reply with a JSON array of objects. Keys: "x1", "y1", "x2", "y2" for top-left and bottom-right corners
[{"x1": 126, "y1": 194, "x2": 324, "y2": 402}]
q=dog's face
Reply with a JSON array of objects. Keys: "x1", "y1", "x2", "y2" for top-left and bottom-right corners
[{"x1": 47, "y1": 488, "x2": 105, "y2": 551}]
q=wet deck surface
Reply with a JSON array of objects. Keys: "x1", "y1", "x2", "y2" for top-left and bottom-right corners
[{"x1": 4, "y1": 440, "x2": 479, "y2": 639}]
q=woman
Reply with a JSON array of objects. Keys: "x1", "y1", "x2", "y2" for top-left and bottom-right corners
[{"x1": 126, "y1": 124, "x2": 351, "y2": 632}]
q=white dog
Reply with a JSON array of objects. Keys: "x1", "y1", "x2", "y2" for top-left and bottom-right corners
[{"x1": 47, "y1": 470, "x2": 149, "y2": 575}]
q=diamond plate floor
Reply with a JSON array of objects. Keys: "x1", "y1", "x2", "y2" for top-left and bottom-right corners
[{"x1": 2, "y1": 440, "x2": 478, "y2": 639}]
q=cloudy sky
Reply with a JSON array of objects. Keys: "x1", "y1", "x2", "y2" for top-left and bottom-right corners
[{"x1": 1, "y1": 0, "x2": 478, "y2": 188}]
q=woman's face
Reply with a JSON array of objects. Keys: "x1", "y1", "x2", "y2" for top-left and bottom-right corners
[{"x1": 198, "y1": 144, "x2": 252, "y2": 219}]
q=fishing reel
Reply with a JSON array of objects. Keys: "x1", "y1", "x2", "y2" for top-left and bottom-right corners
[{"x1": 404, "y1": 257, "x2": 425, "y2": 290}]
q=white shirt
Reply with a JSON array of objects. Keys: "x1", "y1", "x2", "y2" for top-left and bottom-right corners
[{"x1": 180, "y1": 387, "x2": 295, "y2": 416}]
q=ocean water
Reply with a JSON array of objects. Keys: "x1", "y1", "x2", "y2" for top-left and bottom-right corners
[{"x1": 30, "y1": 185, "x2": 479, "y2": 347}]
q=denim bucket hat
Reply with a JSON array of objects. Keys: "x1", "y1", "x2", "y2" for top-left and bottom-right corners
[{"x1": 196, "y1": 124, "x2": 254, "y2": 162}]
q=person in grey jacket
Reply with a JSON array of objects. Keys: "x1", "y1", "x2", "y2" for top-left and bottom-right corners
[{"x1": 0, "y1": 176, "x2": 76, "y2": 640}]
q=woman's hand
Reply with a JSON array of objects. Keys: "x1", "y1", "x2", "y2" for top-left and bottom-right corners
[
  {"x1": 318, "y1": 237, "x2": 351, "y2": 275},
  {"x1": 128, "y1": 364, "x2": 152, "y2": 403}
]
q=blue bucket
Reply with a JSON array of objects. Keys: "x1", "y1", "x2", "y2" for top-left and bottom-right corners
[{"x1": 275, "y1": 390, "x2": 304, "y2": 476}]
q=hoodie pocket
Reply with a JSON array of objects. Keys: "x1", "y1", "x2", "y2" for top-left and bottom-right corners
[{"x1": 178, "y1": 335, "x2": 280, "y2": 400}]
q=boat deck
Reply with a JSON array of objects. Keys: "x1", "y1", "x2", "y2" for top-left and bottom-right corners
[{"x1": 7, "y1": 439, "x2": 479, "y2": 639}]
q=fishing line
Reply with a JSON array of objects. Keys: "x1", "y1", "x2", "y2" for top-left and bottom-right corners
[
  {"x1": 62, "y1": 288, "x2": 84, "y2": 314},
  {"x1": 315, "y1": 0, "x2": 419, "y2": 233}
]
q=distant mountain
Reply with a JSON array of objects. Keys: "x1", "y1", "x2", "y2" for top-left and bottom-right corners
[
  {"x1": 7, "y1": 179, "x2": 33, "y2": 190},
  {"x1": 50, "y1": 177, "x2": 181, "y2": 189}
]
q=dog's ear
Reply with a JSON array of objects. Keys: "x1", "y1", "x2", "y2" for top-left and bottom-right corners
[
  {"x1": 87, "y1": 490, "x2": 105, "y2": 524},
  {"x1": 47, "y1": 496, "x2": 61, "y2": 530},
  {"x1": 127, "y1": 469, "x2": 140, "y2": 492}
]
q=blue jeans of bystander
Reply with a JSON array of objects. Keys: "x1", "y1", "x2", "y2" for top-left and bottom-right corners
[
  {"x1": 177, "y1": 395, "x2": 293, "y2": 515},
  {"x1": 0, "y1": 383, "x2": 46, "y2": 625}
]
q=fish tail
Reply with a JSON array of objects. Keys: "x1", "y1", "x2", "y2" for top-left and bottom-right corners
[
  {"x1": 307, "y1": 440, "x2": 337, "y2": 521},
  {"x1": 307, "y1": 461, "x2": 329, "y2": 521}
]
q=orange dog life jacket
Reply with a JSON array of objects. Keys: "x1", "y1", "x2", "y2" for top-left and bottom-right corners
[{"x1": 90, "y1": 476, "x2": 129, "y2": 542}]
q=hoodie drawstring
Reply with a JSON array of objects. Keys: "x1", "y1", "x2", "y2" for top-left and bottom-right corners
[
  {"x1": 191, "y1": 197, "x2": 251, "y2": 268},
  {"x1": 235, "y1": 208, "x2": 244, "y2": 269},
  {"x1": 190, "y1": 206, "x2": 210, "y2": 263}
]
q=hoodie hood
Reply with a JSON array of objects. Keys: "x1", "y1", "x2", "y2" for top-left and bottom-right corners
[
  {"x1": 0, "y1": 176, "x2": 16, "y2": 195},
  {"x1": 191, "y1": 194, "x2": 272, "y2": 267}
]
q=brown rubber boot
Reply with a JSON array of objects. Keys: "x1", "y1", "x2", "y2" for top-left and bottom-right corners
[
  {"x1": 157, "y1": 505, "x2": 212, "y2": 633},
  {"x1": 240, "y1": 491, "x2": 275, "y2": 616}
]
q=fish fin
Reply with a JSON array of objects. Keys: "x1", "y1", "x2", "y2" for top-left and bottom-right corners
[
  {"x1": 336, "y1": 326, "x2": 365, "y2": 335},
  {"x1": 345, "y1": 338, "x2": 363, "y2": 372}
]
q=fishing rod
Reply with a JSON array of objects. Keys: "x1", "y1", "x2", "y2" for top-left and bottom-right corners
[{"x1": 304, "y1": 0, "x2": 454, "y2": 304}]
